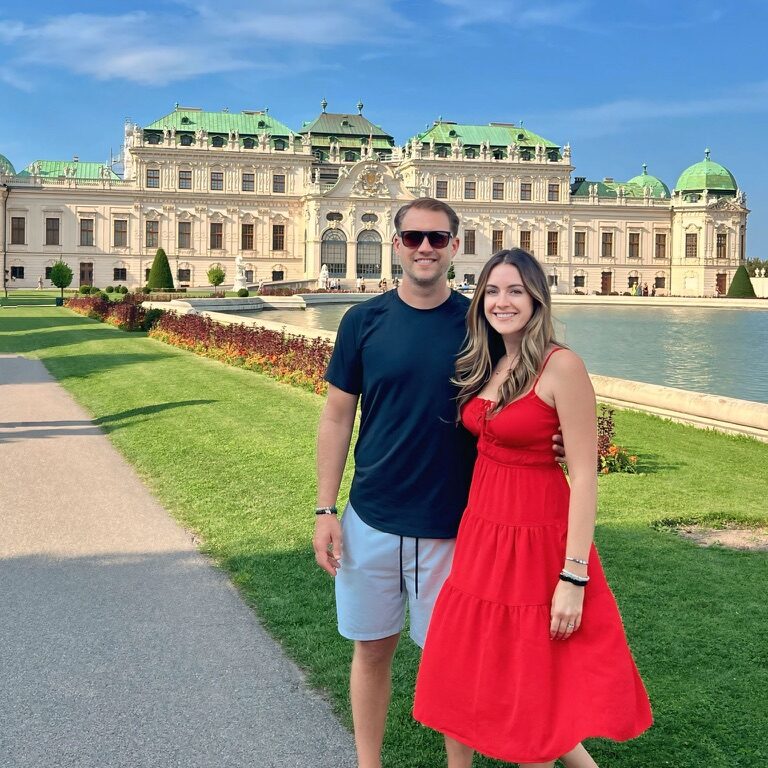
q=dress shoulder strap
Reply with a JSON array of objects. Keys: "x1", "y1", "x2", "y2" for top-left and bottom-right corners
[{"x1": 534, "y1": 346, "x2": 565, "y2": 385}]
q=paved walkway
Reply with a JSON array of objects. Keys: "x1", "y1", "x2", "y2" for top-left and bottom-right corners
[{"x1": 0, "y1": 355, "x2": 356, "y2": 768}]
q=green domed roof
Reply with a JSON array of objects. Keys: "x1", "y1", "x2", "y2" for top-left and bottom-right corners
[
  {"x1": 0, "y1": 153, "x2": 16, "y2": 176},
  {"x1": 675, "y1": 150, "x2": 737, "y2": 193},
  {"x1": 626, "y1": 164, "x2": 670, "y2": 198}
]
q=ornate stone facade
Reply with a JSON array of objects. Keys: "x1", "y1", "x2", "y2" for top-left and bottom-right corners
[{"x1": 0, "y1": 107, "x2": 749, "y2": 296}]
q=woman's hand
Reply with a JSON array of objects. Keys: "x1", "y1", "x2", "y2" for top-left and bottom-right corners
[{"x1": 550, "y1": 581, "x2": 585, "y2": 640}]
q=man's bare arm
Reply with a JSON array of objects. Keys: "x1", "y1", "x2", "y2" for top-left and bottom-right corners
[{"x1": 313, "y1": 384, "x2": 359, "y2": 576}]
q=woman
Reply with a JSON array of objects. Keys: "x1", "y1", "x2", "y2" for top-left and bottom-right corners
[{"x1": 414, "y1": 250, "x2": 652, "y2": 767}]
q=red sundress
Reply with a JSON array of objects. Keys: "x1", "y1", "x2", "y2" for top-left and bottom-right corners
[{"x1": 413, "y1": 352, "x2": 652, "y2": 763}]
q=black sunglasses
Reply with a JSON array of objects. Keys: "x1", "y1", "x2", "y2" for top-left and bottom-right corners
[{"x1": 398, "y1": 230, "x2": 453, "y2": 249}]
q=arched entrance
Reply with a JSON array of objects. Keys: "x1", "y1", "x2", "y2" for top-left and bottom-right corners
[
  {"x1": 321, "y1": 229, "x2": 347, "y2": 277},
  {"x1": 356, "y1": 230, "x2": 381, "y2": 279}
]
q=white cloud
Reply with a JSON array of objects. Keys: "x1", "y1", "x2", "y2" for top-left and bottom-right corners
[
  {"x1": 435, "y1": 0, "x2": 587, "y2": 28},
  {"x1": 535, "y1": 83, "x2": 768, "y2": 138},
  {"x1": 0, "y1": 1, "x2": 409, "y2": 86}
]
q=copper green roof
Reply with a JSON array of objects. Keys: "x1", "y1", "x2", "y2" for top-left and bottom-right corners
[
  {"x1": 675, "y1": 150, "x2": 737, "y2": 192},
  {"x1": 18, "y1": 160, "x2": 120, "y2": 181},
  {"x1": 570, "y1": 177, "x2": 666, "y2": 200},
  {"x1": 625, "y1": 164, "x2": 670, "y2": 198},
  {"x1": 300, "y1": 111, "x2": 393, "y2": 141},
  {"x1": 0, "y1": 153, "x2": 16, "y2": 176},
  {"x1": 412, "y1": 121, "x2": 559, "y2": 150},
  {"x1": 145, "y1": 107, "x2": 293, "y2": 137}
]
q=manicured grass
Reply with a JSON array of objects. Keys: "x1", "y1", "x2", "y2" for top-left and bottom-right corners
[{"x1": 1, "y1": 307, "x2": 766, "y2": 767}]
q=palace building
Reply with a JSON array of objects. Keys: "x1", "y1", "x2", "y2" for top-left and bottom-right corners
[{"x1": 0, "y1": 101, "x2": 749, "y2": 296}]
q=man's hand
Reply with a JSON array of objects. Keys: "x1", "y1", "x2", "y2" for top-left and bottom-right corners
[
  {"x1": 552, "y1": 428, "x2": 566, "y2": 464},
  {"x1": 313, "y1": 514, "x2": 343, "y2": 576}
]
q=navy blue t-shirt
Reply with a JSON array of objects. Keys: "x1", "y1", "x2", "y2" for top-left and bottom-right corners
[{"x1": 324, "y1": 290, "x2": 476, "y2": 538}]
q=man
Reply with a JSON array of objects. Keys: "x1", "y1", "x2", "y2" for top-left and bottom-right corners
[{"x1": 314, "y1": 198, "x2": 562, "y2": 768}]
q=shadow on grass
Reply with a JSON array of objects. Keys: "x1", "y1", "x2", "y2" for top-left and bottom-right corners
[
  {"x1": 634, "y1": 451, "x2": 685, "y2": 474},
  {"x1": 40, "y1": 352, "x2": 170, "y2": 379},
  {"x1": 95, "y1": 400, "x2": 218, "y2": 430},
  {"x1": 0, "y1": 401, "x2": 217, "y2": 442}
]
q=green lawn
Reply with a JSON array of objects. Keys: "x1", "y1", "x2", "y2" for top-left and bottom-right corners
[{"x1": 1, "y1": 306, "x2": 766, "y2": 767}]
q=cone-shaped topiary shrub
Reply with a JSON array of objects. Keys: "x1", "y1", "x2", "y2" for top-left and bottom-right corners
[
  {"x1": 147, "y1": 248, "x2": 175, "y2": 291},
  {"x1": 726, "y1": 265, "x2": 757, "y2": 298}
]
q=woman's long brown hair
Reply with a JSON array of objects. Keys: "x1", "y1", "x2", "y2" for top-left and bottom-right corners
[{"x1": 454, "y1": 249, "x2": 560, "y2": 418}]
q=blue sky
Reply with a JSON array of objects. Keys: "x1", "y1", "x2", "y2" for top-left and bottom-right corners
[{"x1": 2, "y1": 0, "x2": 766, "y2": 256}]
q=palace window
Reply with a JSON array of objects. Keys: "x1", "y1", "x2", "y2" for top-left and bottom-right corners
[
  {"x1": 113, "y1": 267, "x2": 127, "y2": 281},
  {"x1": 79, "y1": 218, "x2": 94, "y2": 247},
  {"x1": 520, "y1": 182, "x2": 532, "y2": 201},
  {"x1": 464, "y1": 181, "x2": 476, "y2": 199},
  {"x1": 242, "y1": 173, "x2": 254, "y2": 192},
  {"x1": 574, "y1": 274, "x2": 586, "y2": 288},
  {"x1": 11, "y1": 217, "x2": 25, "y2": 244},
  {"x1": 242, "y1": 223, "x2": 254, "y2": 250},
  {"x1": 492, "y1": 230, "x2": 503, "y2": 252},
  {"x1": 145, "y1": 221, "x2": 159, "y2": 248},
  {"x1": 716, "y1": 233, "x2": 728, "y2": 259},
  {"x1": 435, "y1": 180, "x2": 448, "y2": 199},
  {"x1": 601, "y1": 231, "x2": 613, "y2": 258},
  {"x1": 211, "y1": 135, "x2": 225, "y2": 148},
  {"x1": 520, "y1": 230, "x2": 531, "y2": 252},
  {"x1": 655, "y1": 233, "x2": 667, "y2": 259},
  {"x1": 146, "y1": 168, "x2": 160, "y2": 188},
  {"x1": 178, "y1": 221, "x2": 191, "y2": 249},
  {"x1": 146, "y1": 133, "x2": 160, "y2": 145},
  {"x1": 463, "y1": 273, "x2": 476, "y2": 284},
  {"x1": 10, "y1": 265, "x2": 24, "y2": 279},
  {"x1": 274, "y1": 139, "x2": 286, "y2": 151},
  {"x1": 45, "y1": 217, "x2": 60, "y2": 246},
  {"x1": 465, "y1": 148, "x2": 476, "y2": 159},
  {"x1": 178, "y1": 268, "x2": 191, "y2": 282},
  {"x1": 243, "y1": 137, "x2": 255, "y2": 149},
  {"x1": 655, "y1": 275, "x2": 666, "y2": 289},
  {"x1": 628, "y1": 232, "x2": 640, "y2": 259},
  {"x1": 273, "y1": 174, "x2": 286, "y2": 194},
  {"x1": 210, "y1": 222, "x2": 223, "y2": 249},
  {"x1": 322, "y1": 229, "x2": 347, "y2": 277},
  {"x1": 345, "y1": 150, "x2": 358, "y2": 162},
  {"x1": 180, "y1": 134, "x2": 194, "y2": 146},
  {"x1": 210, "y1": 171, "x2": 224, "y2": 191},
  {"x1": 547, "y1": 231, "x2": 559, "y2": 257},
  {"x1": 436, "y1": 146, "x2": 448, "y2": 158},
  {"x1": 114, "y1": 219, "x2": 127, "y2": 247},
  {"x1": 492, "y1": 149, "x2": 505, "y2": 160},
  {"x1": 179, "y1": 170, "x2": 192, "y2": 189},
  {"x1": 492, "y1": 181, "x2": 504, "y2": 200},
  {"x1": 272, "y1": 224, "x2": 285, "y2": 251},
  {"x1": 464, "y1": 229, "x2": 476, "y2": 255},
  {"x1": 145, "y1": 268, "x2": 151, "y2": 281},
  {"x1": 45, "y1": 266, "x2": 53, "y2": 279},
  {"x1": 574, "y1": 231, "x2": 586, "y2": 257},
  {"x1": 685, "y1": 233, "x2": 698, "y2": 258},
  {"x1": 547, "y1": 183, "x2": 560, "y2": 202}
]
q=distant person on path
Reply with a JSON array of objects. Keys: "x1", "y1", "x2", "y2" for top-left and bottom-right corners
[
  {"x1": 313, "y1": 201, "x2": 564, "y2": 768},
  {"x1": 355, "y1": 277, "x2": 362, "y2": 292},
  {"x1": 642, "y1": 282, "x2": 649, "y2": 297},
  {"x1": 414, "y1": 249, "x2": 652, "y2": 767},
  {"x1": 37, "y1": 275, "x2": 44, "y2": 290}
]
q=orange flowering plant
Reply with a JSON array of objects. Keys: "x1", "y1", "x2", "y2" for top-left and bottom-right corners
[{"x1": 597, "y1": 405, "x2": 638, "y2": 474}]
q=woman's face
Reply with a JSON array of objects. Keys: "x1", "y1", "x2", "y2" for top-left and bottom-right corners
[{"x1": 483, "y1": 263, "x2": 535, "y2": 341}]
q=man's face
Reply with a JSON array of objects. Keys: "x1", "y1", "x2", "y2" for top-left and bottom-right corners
[{"x1": 394, "y1": 208, "x2": 459, "y2": 288}]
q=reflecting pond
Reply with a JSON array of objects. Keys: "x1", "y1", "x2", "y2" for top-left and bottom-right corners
[{"x1": 230, "y1": 303, "x2": 768, "y2": 403}]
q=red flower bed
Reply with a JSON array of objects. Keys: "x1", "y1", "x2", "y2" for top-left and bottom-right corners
[
  {"x1": 66, "y1": 295, "x2": 148, "y2": 331},
  {"x1": 148, "y1": 312, "x2": 333, "y2": 394}
]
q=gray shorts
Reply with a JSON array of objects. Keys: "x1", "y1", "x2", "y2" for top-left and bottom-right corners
[{"x1": 335, "y1": 504, "x2": 455, "y2": 647}]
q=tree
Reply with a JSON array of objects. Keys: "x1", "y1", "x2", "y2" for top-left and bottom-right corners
[
  {"x1": 50, "y1": 260, "x2": 74, "y2": 301},
  {"x1": 447, "y1": 262, "x2": 455, "y2": 281},
  {"x1": 208, "y1": 265, "x2": 226, "y2": 294},
  {"x1": 146, "y1": 248, "x2": 175, "y2": 290},
  {"x1": 726, "y1": 265, "x2": 757, "y2": 298}
]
